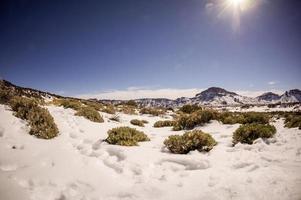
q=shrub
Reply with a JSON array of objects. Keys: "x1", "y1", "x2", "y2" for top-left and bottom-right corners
[
  {"x1": 109, "y1": 114, "x2": 120, "y2": 122},
  {"x1": 105, "y1": 126, "x2": 150, "y2": 146},
  {"x1": 179, "y1": 104, "x2": 202, "y2": 114},
  {"x1": 0, "y1": 87, "x2": 14, "y2": 104},
  {"x1": 75, "y1": 106, "x2": 104, "y2": 123},
  {"x1": 9, "y1": 96, "x2": 59, "y2": 139},
  {"x1": 242, "y1": 112, "x2": 270, "y2": 124},
  {"x1": 153, "y1": 120, "x2": 176, "y2": 128},
  {"x1": 140, "y1": 107, "x2": 165, "y2": 116},
  {"x1": 284, "y1": 113, "x2": 301, "y2": 129},
  {"x1": 130, "y1": 119, "x2": 147, "y2": 127},
  {"x1": 173, "y1": 110, "x2": 216, "y2": 130},
  {"x1": 53, "y1": 99, "x2": 82, "y2": 110},
  {"x1": 164, "y1": 130, "x2": 217, "y2": 154},
  {"x1": 125, "y1": 100, "x2": 137, "y2": 107},
  {"x1": 118, "y1": 105, "x2": 137, "y2": 115},
  {"x1": 218, "y1": 112, "x2": 270, "y2": 125},
  {"x1": 82, "y1": 101, "x2": 103, "y2": 111},
  {"x1": 101, "y1": 104, "x2": 116, "y2": 114},
  {"x1": 233, "y1": 124, "x2": 276, "y2": 145},
  {"x1": 141, "y1": 120, "x2": 148, "y2": 124}
]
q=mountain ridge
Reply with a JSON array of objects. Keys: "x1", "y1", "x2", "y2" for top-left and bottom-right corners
[{"x1": 1, "y1": 79, "x2": 300, "y2": 107}]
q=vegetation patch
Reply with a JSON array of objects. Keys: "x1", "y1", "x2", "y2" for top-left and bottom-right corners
[
  {"x1": 179, "y1": 104, "x2": 202, "y2": 114},
  {"x1": 173, "y1": 110, "x2": 216, "y2": 130},
  {"x1": 140, "y1": 107, "x2": 165, "y2": 116},
  {"x1": 101, "y1": 104, "x2": 116, "y2": 114},
  {"x1": 218, "y1": 112, "x2": 270, "y2": 125},
  {"x1": 284, "y1": 113, "x2": 301, "y2": 129},
  {"x1": 105, "y1": 126, "x2": 150, "y2": 146},
  {"x1": 233, "y1": 123, "x2": 276, "y2": 145},
  {"x1": 130, "y1": 119, "x2": 147, "y2": 127},
  {"x1": 118, "y1": 105, "x2": 137, "y2": 115},
  {"x1": 153, "y1": 120, "x2": 176, "y2": 128},
  {"x1": 164, "y1": 130, "x2": 217, "y2": 154},
  {"x1": 75, "y1": 106, "x2": 104, "y2": 123},
  {"x1": 52, "y1": 98, "x2": 82, "y2": 110},
  {"x1": 9, "y1": 96, "x2": 59, "y2": 139}
]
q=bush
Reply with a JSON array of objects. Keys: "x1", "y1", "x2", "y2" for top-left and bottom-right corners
[
  {"x1": 118, "y1": 105, "x2": 137, "y2": 115},
  {"x1": 173, "y1": 110, "x2": 216, "y2": 130},
  {"x1": 75, "y1": 106, "x2": 104, "y2": 123},
  {"x1": 153, "y1": 120, "x2": 176, "y2": 128},
  {"x1": 164, "y1": 130, "x2": 217, "y2": 154},
  {"x1": 125, "y1": 100, "x2": 137, "y2": 107},
  {"x1": 130, "y1": 119, "x2": 147, "y2": 127},
  {"x1": 9, "y1": 96, "x2": 59, "y2": 139},
  {"x1": 218, "y1": 112, "x2": 270, "y2": 125},
  {"x1": 179, "y1": 104, "x2": 202, "y2": 114},
  {"x1": 82, "y1": 101, "x2": 103, "y2": 111},
  {"x1": 0, "y1": 87, "x2": 13, "y2": 104},
  {"x1": 284, "y1": 113, "x2": 301, "y2": 129},
  {"x1": 233, "y1": 124, "x2": 276, "y2": 145},
  {"x1": 53, "y1": 99, "x2": 82, "y2": 110},
  {"x1": 105, "y1": 126, "x2": 150, "y2": 146},
  {"x1": 140, "y1": 107, "x2": 165, "y2": 116},
  {"x1": 101, "y1": 104, "x2": 116, "y2": 114}
]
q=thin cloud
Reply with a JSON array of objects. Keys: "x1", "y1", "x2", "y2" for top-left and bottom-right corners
[{"x1": 268, "y1": 81, "x2": 276, "y2": 85}]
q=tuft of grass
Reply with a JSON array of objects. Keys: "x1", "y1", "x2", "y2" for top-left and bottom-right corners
[
  {"x1": 75, "y1": 106, "x2": 104, "y2": 123},
  {"x1": 105, "y1": 126, "x2": 150, "y2": 146},
  {"x1": 233, "y1": 123, "x2": 276, "y2": 145},
  {"x1": 130, "y1": 119, "x2": 147, "y2": 127},
  {"x1": 9, "y1": 96, "x2": 59, "y2": 139},
  {"x1": 164, "y1": 130, "x2": 217, "y2": 154},
  {"x1": 109, "y1": 114, "x2": 121, "y2": 122},
  {"x1": 153, "y1": 120, "x2": 176, "y2": 128}
]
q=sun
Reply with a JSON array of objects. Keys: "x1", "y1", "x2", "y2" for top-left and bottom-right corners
[{"x1": 228, "y1": 0, "x2": 244, "y2": 7}]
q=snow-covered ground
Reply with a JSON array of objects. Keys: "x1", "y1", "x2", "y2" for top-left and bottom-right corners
[{"x1": 0, "y1": 104, "x2": 301, "y2": 200}]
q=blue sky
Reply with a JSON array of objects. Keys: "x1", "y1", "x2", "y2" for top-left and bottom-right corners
[{"x1": 0, "y1": 0, "x2": 300, "y2": 99}]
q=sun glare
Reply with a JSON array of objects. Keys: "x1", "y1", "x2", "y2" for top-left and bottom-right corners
[{"x1": 229, "y1": 0, "x2": 244, "y2": 7}]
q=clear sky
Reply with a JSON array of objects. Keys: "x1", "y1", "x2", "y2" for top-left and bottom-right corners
[{"x1": 0, "y1": 0, "x2": 300, "y2": 99}]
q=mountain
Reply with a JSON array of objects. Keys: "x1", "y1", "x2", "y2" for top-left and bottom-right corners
[
  {"x1": 1, "y1": 79, "x2": 300, "y2": 107},
  {"x1": 257, "y1": 92, "x2": 281, "y2": 103},
  {"x1": 280, "y1": 89, "x2": 301, "y2": 103}
]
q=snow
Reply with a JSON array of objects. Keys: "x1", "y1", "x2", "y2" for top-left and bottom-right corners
[{"x1": 1, "y1": 104, "x2": 301, "y2": 200}]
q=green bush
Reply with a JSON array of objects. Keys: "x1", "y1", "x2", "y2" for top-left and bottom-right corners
[
  {"x1": 75, "y1": 106, "x2": 104, "y2": 123},
  {"x1": 140, "y1": 107, "x2": 165, "y2": 116},
  {"x1": 105, "y1": 126, "x2": 150, "y2": 146},
  {"x1": 130, "y1": 119, "x2": 147, "y2": 127},
  {"x1": 9, "y1": 96, "x2": 59, "y2": 139},
  {"x1": 179, "y1": 104, "x2": 202, "y2": 114},
  {"x1": 153, "y1": 120, "x2": 176, "y2": 128},
  {"x1": 233, "y1": 124, "x2": 276, "y2": 145},
  {"x1": 284, "y1": 113, "x2": 301, "y2": 129},
  {"x1": 164, "y1": 130, "x2": 217, "y2": 154},
  {"x1": 173, "y1": 110, "x2": 216, "y2": 130}
]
